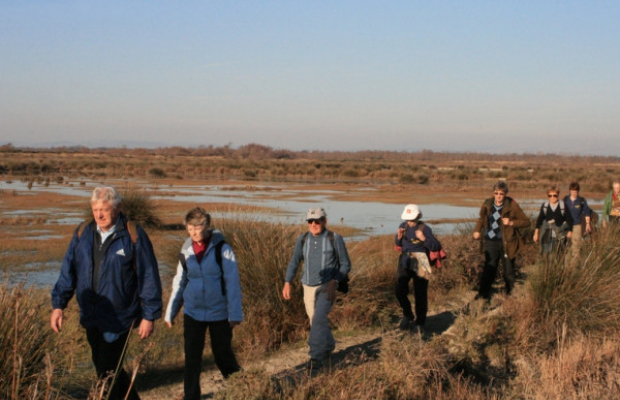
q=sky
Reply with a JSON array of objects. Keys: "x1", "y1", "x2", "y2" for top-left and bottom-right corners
[{"x1": 1, "y1": 1, "x2": 619, "y2": 155}]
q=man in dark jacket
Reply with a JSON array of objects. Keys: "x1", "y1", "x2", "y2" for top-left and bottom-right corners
[
  {"x1": 473, "y1": 181, "x2": 530, "y2": 300},
  {"x1": 51, "y1": 186, "x2": 162, "y2": 400}
]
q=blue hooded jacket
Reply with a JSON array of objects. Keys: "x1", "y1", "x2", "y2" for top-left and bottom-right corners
[
  {"x1": 164, "y1": 230, "x2": 243, "y2": 323},
  {"x1": 51, "y1": 214, "x2": 163, "y2": 333}
]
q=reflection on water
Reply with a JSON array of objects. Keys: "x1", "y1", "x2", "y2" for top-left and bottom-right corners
[
  {"x1": 1, "y1": 180, "x2": 480, "y2": 236},
  {"x1": 150, "y1": 185, "x2": 479, "y2": 236},
  {"x1": 10, "y1": 180, "x2": 607, "y2": 239}
]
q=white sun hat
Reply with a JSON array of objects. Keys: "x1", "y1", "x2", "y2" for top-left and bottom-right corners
[{"x1": 401, "y1": 204, "x2": 422, "y2": 220}]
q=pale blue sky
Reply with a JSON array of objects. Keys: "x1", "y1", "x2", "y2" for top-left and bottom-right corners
[{"x1": 1, "y1": 1, "x2": 618, "y2": 155}]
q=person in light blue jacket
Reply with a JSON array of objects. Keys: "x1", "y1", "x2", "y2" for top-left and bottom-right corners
[{"x1": 165, "y1": 207, "x2": 242, "y2": 400}]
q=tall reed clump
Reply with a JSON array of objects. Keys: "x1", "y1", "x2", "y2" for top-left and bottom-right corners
[
  {"x1": 526, "y1": 225, "x2": 620, "y2": 348},
  {"x1": 215, "y1": 215, "x2": 309, "y2": 357},
  {"x1": 0, "y1": 281, "x2": 54, "y2": 399},
  {"x1": 329, "y1": 234, "x2": 399, "y2": 330},
  {"x1": 80, "y1": 185, "x2": 162, "y2": 229},
  {"x1": 119, "y1": 186, "x2": 162, "y2": 229}
]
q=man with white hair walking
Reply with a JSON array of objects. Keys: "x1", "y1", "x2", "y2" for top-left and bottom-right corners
[{"x1": 51, "y1": 186, "x2": 162, "y2": 400}]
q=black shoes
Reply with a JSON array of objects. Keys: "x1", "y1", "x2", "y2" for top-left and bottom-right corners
[{"x1": 399, "y1": 316, "x2": 413, "y2": 330}]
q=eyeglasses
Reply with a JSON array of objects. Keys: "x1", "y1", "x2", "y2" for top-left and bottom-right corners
[
  {"x1": 548, "y1": 194, "x2": 558, "y2": 198},
  {"x1": 307, "y1": 219, "x2": 324, "y2": 225},
  {"x1": 494, "y1": 192, "x2": 505, "y2": 196}
]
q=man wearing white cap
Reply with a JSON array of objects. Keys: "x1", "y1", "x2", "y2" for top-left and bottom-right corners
[
  {"x1": 282, "y1": 207, "x2": 352, "y2": 370},
  {"x1": 394, "y1": 204, "x2": 440, "y2": 331}
]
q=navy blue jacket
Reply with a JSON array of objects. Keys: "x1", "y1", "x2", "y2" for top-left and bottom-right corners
[
  {"x1": 394, "y1": 221, "x2": 441, "y2": 253},
  {"x1": 51, "y1": 214, "x2": 163, "y2": 333}
]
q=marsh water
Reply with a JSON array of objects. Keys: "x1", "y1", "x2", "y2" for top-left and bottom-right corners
[
  {"x1": 1, "y1": 179, "x2": 603, "y2": 287},
  {"x1": 1, "y1": 179, "x2": 479, "y2": 236}
]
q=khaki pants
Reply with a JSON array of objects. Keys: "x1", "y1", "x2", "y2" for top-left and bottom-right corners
[
  {"x1": 303, "y1": 284, "x2": 320, "y2": 326},
  {"x1": 571, "y1": 225, "x2": 582, "y2": 259}
]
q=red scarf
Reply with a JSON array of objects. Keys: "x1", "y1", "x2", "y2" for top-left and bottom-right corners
[{"x1": 192, "y1": 239, "x2": 210, "y2": 263}]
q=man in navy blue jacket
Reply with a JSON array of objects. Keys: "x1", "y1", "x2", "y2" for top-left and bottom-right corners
[{"x1": 51, "y1": 186, "x2": 162, "y2": 400}]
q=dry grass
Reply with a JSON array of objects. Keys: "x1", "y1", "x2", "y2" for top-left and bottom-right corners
[{"x1": 4, "y1": 157, "x2": 620, "y2": 398}]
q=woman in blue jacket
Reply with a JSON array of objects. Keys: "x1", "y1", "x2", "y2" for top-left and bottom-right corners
[{"x1": 165, "y1": 207, "x2": 243, "y2": 400}]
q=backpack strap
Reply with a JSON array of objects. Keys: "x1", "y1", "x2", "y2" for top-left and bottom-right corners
[
  {"x1": 76, "y1": 220, "x2": 92, "y2": 239},
  {"x1": 215, "y1": 241, "x2": 226, "y2": 296},
  {"x1": 125, "y1": 220, "x2": 138, "y2": 245},
  {"x1": 301, "y1": 231, "x2": 337, "y2": 263},
  {"x1": 543, "y1": 200, "x2": 565, "y2": 216},
  {"x1": 300, "y1": 230, "x2": 347, "y2": 289}
]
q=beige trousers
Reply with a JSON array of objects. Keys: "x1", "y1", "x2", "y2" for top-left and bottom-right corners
[
  {"x1": 571, "y1": 225, "x2": 582, "y2": 259},
  {"x1": 303, "y1": 284, "x2": 320, "y2": 326}
]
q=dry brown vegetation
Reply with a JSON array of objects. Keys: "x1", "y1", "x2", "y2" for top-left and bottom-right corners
[{"x1": 3, "y1": 144, "x2": 620, "y2": 399}]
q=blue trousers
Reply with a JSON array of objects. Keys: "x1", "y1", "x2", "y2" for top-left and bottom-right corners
[{"x1": 306, "y1": 283, "x2": 336, "y2": 361}]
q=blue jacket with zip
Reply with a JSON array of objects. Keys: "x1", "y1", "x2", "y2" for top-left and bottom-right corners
[
  {"x1": 164, "y1": 230, "x2": 243, "y2": 323},
  {"x1": 51, "y1": 213, "x2": 163, "y2": 333}
]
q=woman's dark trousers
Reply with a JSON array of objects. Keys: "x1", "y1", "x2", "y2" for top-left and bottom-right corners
[
  {"x1": 395, "y1": 254, "x2": 429, "y2": 326},
  {"x1": 183, "y1": 315, "x2": 241, "y2": 400}
]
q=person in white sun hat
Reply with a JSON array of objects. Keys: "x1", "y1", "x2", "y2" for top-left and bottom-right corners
[{"x1": 394, "y1": 204, "x2": 440, "y2": 332}]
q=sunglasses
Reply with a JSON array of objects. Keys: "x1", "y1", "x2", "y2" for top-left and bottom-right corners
[
  {"x1": 307, "y1": 219, "x2": 325, "y2": 225},
  {"x1": 548, "y1": 194, "x2": 558, "y2": 198}
]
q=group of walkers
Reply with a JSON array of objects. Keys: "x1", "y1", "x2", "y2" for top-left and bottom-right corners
[
  {"x1": 49, "y1": 186, "x2": 351, "y2": 400},
  {"x1": 49, "y1": 180, "x2": 618, "y2": 399}
]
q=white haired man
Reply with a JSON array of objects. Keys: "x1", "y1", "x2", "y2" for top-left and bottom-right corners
[{"x1": 51, "y1": 186, "x2": 162, "y2": 400}]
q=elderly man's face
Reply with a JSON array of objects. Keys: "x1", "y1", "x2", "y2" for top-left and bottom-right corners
[
  {"x1": 307, "y1": 218, "x2": 326, "y2": 236},
  {"x1": 91, "y1": 200, "x2": 120, "y2": 232}
]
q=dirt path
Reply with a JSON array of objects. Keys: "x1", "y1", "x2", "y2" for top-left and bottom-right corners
[{"x1": 141, "y1": 292, "x2": 475, "y2": 400}]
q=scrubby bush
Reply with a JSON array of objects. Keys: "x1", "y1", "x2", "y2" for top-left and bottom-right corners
[
  {"x1": 148, "y1": 167, "x2": 166, "y2": 178},
  {"x1": 119, "y1": 186, "x2": 162, "y2": 229},
  {"x1": 0, "y1": 281, "x2": 54, "y2": 399}
]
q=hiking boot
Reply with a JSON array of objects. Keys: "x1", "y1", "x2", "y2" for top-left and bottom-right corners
[{"x1": 399, "y1": 316, "x2": 413, "y2": 330}]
